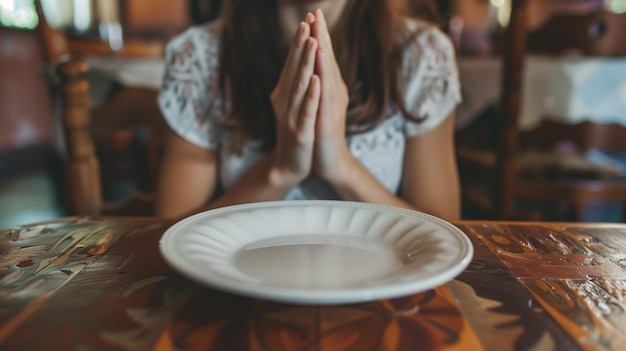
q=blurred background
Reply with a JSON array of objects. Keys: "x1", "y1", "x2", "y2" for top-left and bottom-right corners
[{"x1": 0, "y1": 0, "x2": 221, "y2": 227}]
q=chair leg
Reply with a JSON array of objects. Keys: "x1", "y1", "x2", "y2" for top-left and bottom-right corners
[
  {"x1": 570, "y1": 200, "x2": 588, "y2": 222},
  {"x1": 554, "y1": 201, "x2": 570, "y2": 221}
]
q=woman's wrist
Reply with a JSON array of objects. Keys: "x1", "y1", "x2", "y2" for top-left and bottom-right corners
[
  {"x1": 266, "y1": 152, "x2": 308, "y2": 190},
  {"x1": 318, "y1": 149, "x2": 359, "y2": 190}
]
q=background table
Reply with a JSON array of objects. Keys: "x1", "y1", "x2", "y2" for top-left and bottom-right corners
[
  {"x1": 84, "y1": 56, "x2": 165, "y2": 107},
  {"x1": 1, "y1": 216, "x2": 625, "y2": 350},
  {"x1": 86, "y1": 56, "x2": 165, "y2": 89},
  {"x1": 456, "y1": 55, "x2": 626, "y2": 131}
]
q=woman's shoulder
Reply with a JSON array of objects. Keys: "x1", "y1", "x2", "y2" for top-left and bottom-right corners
[
  {"x1": 393, "y1": 17, "x2": 461, "y2": 136},
  {"x1": 165, "y1": 20, "x2": 223, "y2": 55},
  {"x1": 397, "y1": 17, "x2": 455, "y2": 55}
]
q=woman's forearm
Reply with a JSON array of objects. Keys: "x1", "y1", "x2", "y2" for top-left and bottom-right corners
[
  {"x1": 326, "y1": 154, "x2": 459, "y2": 221},
  {"x1": 327, "y1": 156, "x2": 420, "y2": 211},
  {"x1": 199, "y1": 152, "x2": 303, "y2": 212}
]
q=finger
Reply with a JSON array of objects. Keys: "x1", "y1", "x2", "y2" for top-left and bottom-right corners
[
  {"x1": 287, "y1": 37, "x2": 318, "y2": 122},
  {"x1": 311, "y1": 9, "x2": 336, "y2": 62},
  {"x1": 311, "y1": 13, "x2": 343, "y2": 92},
  {"x1": 304, "y1": 11, "x2": 315, "y2": 24},
  {"x1": 277, "y1": 22, "x2": 310, "y2": 90},
  {"x1": 315, "y1": 46, "x2": 331, "y2": 119},
  {"x1": 314, "y1": 45, "x2": 330, "y2": 82},
  {"x1": 298, "y1": 74, "x2": 320, "y2": 132},
  {"x1": 311, "y1": 20, "x2": 342, "y2": 84}
]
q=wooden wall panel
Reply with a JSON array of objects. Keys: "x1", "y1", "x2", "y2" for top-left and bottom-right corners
[
  {"x1": 0, "y1": 28, "x2": 53, "y2": 152},
  {"x1": 121, "y1": 0, "x2": 190, "y2": 39}
]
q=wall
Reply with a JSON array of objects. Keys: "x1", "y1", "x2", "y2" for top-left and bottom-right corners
[
  {"x1": 121, "y1": 0, "x2": 190, "y2": 39},
  {"x1": 0, "y1": 27, "x2": 53, "y2": 153},
  {"x1": 450, "y1": 0, "x2": 494, "y2": 55}
]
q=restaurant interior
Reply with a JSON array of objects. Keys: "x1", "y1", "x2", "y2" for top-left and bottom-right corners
[
  {"x1": 1, "y1": 0, "x2": 626, "y2": 227},
  {"x1": 2, "y1": 2, "x2": 626, "y2": 350}
]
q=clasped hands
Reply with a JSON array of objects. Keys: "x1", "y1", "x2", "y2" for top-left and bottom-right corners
[{"x1": 270, "y1": 9, "x2": 353, "y2": 187}]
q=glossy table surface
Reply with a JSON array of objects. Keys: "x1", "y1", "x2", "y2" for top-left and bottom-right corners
[{"x1": 1, "y1": 216, "x2": 625, "y2": 350}]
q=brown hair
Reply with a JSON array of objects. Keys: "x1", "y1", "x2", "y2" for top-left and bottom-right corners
[{"x1": 217, "y1": 0, "x2": 441, "y2": 152}]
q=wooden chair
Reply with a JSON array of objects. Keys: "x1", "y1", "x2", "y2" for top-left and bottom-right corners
[
  {"x1": 35, "y1": 0, "x2": 168, "y2": 216},
  {"x1": 456, "y1": 0, "x2": 626, "y2": 221},
  {"x1": 527, "y1": 9, "x2": 626, "y2": 57}
]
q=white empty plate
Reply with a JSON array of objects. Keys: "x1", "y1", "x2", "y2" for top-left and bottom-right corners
[{"x1": 159, "y1": 200, "x2": 473, "y2": 305}]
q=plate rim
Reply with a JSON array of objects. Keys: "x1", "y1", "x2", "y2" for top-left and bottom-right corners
[{"x1": 159, "y1": 200, "x2": 473, "y2": 305}]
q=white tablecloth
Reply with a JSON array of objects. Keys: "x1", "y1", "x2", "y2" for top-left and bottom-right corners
[
  {"x1": 456, "y1": 56, "x2": 626, "y2": 131},
  {"x1": 86, "y1": 56, "x2": 165, "y2": 88},
  {"x1": 85, "y1": 56, "x2": 165, "y2": 106}
]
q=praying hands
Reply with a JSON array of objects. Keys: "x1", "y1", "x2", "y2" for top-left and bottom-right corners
[{"x1": 270, "y1": 9, "x2": 352, "y2": 187}]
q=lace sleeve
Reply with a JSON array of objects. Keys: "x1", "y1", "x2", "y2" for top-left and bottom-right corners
[
  {"x1": 157, "y1": 23, "x2": 223, "y2": 149},
  {"x1": 401, "y1": 21, "x2": 462, "y2": 136}
]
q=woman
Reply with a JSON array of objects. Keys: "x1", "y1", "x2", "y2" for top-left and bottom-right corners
[{"x1": 155, "y1": 0, "x2": 461, "y2": 220}]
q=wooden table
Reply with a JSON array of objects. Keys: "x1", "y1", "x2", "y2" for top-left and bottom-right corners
[{"x1": 1, "y1": 217, "x2": 625, "y2": 350}]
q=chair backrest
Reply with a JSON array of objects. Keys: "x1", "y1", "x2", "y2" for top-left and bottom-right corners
[
  {"x1": 528, "y1": 9, "x2": 626, "y2": 57},
  {"x1": 35, "y1": 0, "x2": 166, "y2": 59},
  {"x1": 492, "y1": 1, "x2": 626, "y2": 219},
  {"x1": 35, "y1": 0, "x2": 166, "y2": 216},
  {"x1": 493, "y1": 0, "x2": 529, "y2": 219},
  {"x1": 34, "y1": 0, "x2": 70, "y2": 63},
  {"x1": 55, "y1": 57, "x2": 104, "y2": 215},
  {"x1": 58, "y1": 56, "x2": 167, "y2": 216}
]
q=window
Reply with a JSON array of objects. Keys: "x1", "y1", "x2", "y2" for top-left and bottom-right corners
[
  {"x1": 609, "y1": 0, "x2": 626, "y2": 13},
  {"x1": 0, "y1": 0, "x2": 38, "y2": 30}
]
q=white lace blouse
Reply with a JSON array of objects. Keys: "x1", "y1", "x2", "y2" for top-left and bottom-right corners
[{"x1": 158, "y1": 18, "x2": 461, "y2": 200}]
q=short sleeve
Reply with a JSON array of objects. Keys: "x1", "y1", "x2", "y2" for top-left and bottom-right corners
[
  {"x1": 401, "y1": 21, "x2": 462, "y2": 136},
  {"x1": 158, "y1": 23, "x2": 224, "y2": 149}
]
